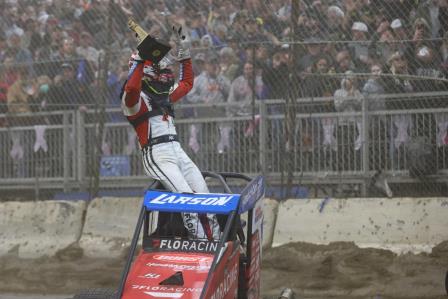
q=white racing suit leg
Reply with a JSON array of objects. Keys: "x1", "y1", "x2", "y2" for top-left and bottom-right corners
[{"x1": 142, "y1": 142, "x2": 220, "y2": 240}]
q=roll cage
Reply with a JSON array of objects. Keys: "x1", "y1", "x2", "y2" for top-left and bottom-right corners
[{"x1": 117, "y1": 171, "x2": 263, "y2": 299}]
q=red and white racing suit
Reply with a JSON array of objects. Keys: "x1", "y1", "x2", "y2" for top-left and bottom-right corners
[{"x1": 121, "y1": 58, "x2": 220, "y2": 240}]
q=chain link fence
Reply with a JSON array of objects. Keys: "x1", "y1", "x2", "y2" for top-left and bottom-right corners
[{"x1": 1, "y1": 0, "x2": 448, "y2": 200}]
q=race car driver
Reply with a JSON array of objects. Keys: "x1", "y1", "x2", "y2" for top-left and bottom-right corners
[{"x1": 121, "y1": 26, "x2": 220, "y2": 240}]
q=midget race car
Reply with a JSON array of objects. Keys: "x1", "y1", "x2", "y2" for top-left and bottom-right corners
[{"x1": 73, "y1": 172, "x2": 269, "y2": 299}]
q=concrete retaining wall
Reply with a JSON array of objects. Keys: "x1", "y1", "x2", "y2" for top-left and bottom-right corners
[
  {"x1": 2, "y1": 196, "x2": 447, "y2": 258},
  {"x1": 78, "y1": 197, "x2": 143, "y2": 258},
  {"x1": 262, "y1": 199, "x2": 278, "y2": 248},
  {"x1": 0, "y1": 200, "x2": 86, "y2": 258},
  {"x1": 273, "y1": 197, "x2": 448, "y2": 253}
]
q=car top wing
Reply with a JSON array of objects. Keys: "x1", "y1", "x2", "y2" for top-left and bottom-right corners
[
  {"x1": 143, "y1": 190, "x2": 240, "y2": 214},
  {"x1": 238, "y1": 175, "x2": 265, "y2": 213}
]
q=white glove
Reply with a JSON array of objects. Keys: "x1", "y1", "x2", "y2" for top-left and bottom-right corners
[
  {"x1": 128, "y1": 51, "x2": 143, "y2": 68},
  {"x1": 173, "y1": 26, "x2": 191, "y2": 61},
  {"x1": 127, "y1": 51, "x2": 144, "y2": 78}
]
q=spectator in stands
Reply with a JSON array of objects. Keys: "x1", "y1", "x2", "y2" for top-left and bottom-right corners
[
  {"x1": 35, "y1": 19, "x2": 64, "y2": 63},
  {"x1": 79, "y1": 0, "x2": 108, "y2": 49},
  {"x1": 6, "y1": 67, "x2": 32, "y2": 117},
  {"x1": 106, "y1": 57, "x2": 128, "y2": 122},
  {"x1": 390, "y1": 18, "x2": 408, "y2": 41},
  {"x1": 410, "y1": 17, "x2": 433, "y2": 68},
  {"x1": 1, "y1": 53, "x2": 18, "y2": 85},
  {"x1": 325, "y1": 5, "x2": 349, "y2": 43},
  {"x1": 333, "y1": 70, "x2": 363, "y2": 170},
  {"x1": 335, "y1": 49, "x2": 356, "y2": 73},
  {"x1": 21, "y1": 18, "x2": 42, "y2": 59},
  {"x1": 0, "y1": 67, "x2": 9, "y2": 116},
  {"x1": 191, "y1": 52, "x2": 206, "y2": 78},
  {"x1": 413, "y1": 44, "x2": 444, "y2": 92},
  {"x1": 49, "y1": 62, "x2": 92, "y2": 111},
  {"x1": 378, "y1": 0, "x2": 416, "y2": 25},
  {"x1": 264, "y1": 49, "x2": 290, "y2": 101},
  {"x1": 384, "y1": 51, "x2": 414, "y2": 170},
  {"x1": 189, "y1": 12, "x2": 209, "y2": 42},
  {"x1": 414, "y1": 0, "x2": 444, "y2": 38},
  {"x1": 362, "y1": 62, "x2": 388, "y2": 173},
  {"x1": 376, "y1": 28, "x2": 397, "y2": 65},
  {"x1": 5, "y1": 65, "x2": 33, "y2": 178},
  {"x1": 7, "y1": 29, "x2": 34, "y2": 74},
  {"x1": 76, "y1": 31, "x2": 99, "y2": 70},
  {"x1": 343, "y1": 0, "x2": 365, "y2": 30},
  {"x1": 439, "y1": 1, "x2": 448, "y2": 37},
  {"x1": 384, "y1": 51, "x2": 413, "y2": 108},
  {"x1": 348, "y1": 22, "x2": 370, "y2": 72},
  {"x1": 362, "y1": 63, "x2": 386, "y2": 111},
  {"x1": 442, "y1": 31, "x2": 448, "y2": 78},
  {"x1": 50, "y1": 37, "x2": 78, "y2": 62},
  {"x1": 228, "y1": 11, "x2": 248, "y2": 42},
  {"x1": 297, "y1": 9, "x2": 324, "y2": 40},
  {"x1": 187, "y1": 55, "x2": 231, "y2": 154},
  {"x1": 209, "y1": 23, "x2": 228, "y2": 48},
  {"x1": 52, "y1": 37, "x2": 94, "y2": 85},
  {"x1": 256, "y1": 1, "x2": 287, "y2": 38},
  {"x1": 228, "y1": 61, "x2": 261, "y2": 116},
  {"x1": 302, "y1": 55, "x2": 337, "y2": 98},
  {"x1": 298, "y1": 37, "x2": 323, "y2": 73},
  {"x1": 218, "y1": 47, "x2": 239, "y2": 82},
  {"x1": 30, "y1": 75, "x2": 52, "y2": 114},
  {"x1": 245, "y1": 15, "x2": 278, "y2": 45},
  {"x1": 0, "y1": 33, "x2": 7, "y2": 63}
]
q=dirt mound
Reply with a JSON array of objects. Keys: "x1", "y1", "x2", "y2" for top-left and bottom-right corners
[
  {"x1": 0, "y1": 242, "x2": 447, "y2": 298},
  {"x1": 262, "y1": 242, "x2": 448, "y2": 298}
]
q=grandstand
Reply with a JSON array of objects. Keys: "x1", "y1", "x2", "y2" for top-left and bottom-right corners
[{"x1": 0, "y1": 0, "x2": 448, "y2": 200}]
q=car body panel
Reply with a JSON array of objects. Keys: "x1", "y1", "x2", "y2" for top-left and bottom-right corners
[
  {"x1": 123, "y1": 251, "x2": 214, "y2": 299},
  {"x1": 201, "y1": 242, "x2": 240, "y2": 299},
  {"x1": 117, "y1": 173, "x2": 265, "y2": 299},
  {"x1": 144, "y1": 191, "x2": 240, "y2": 214}
]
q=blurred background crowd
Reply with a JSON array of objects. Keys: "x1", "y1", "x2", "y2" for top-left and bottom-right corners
[
  {"x1": 1, "y1": 0, "x2": 447, "y2": 116},
  {"x1": 1, "y1": 0, "x2": 448, "y2": 198}
]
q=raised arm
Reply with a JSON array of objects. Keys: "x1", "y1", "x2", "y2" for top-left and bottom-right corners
[
  {"x1": 121, "y1": 53, "x2": 144, "y2": 116},
  {"x1": 169, "y1": 26, "x2": 194, "y2": 103},
  {"x1": 169, "y1": 58, "x2": 194, "y2": 103}
]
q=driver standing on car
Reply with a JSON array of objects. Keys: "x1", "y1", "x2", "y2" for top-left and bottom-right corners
[{"x1": 121, "y1": 26, "x2": 220, "y2": 241}]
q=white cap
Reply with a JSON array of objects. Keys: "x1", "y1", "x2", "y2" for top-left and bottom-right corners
[
  {"x1": 390, "y1": 19, "x2": 403, "y2": 29},
  {"x1": 328, "y1": 5, "x2": 344, "y2": 18},
  {"x1": 6, "y1": 26, "x2": 24, "y2": 38},
  {"x1": 417, "y1": 46, "x2": 430, "y2": 57},
  {"x1": 352, "y1": 22, "x2": 368, "y2": 32}
]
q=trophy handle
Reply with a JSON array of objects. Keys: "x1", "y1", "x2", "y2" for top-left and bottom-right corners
[{"x1": 128, "y1": 19, "x2": 149, "y2": 44}]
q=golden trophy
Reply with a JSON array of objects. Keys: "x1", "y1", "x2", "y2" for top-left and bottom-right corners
[{"x1": 128, "y1": 18, "x2": 171, "y2": 63}]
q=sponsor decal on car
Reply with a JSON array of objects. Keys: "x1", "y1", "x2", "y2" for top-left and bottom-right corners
[
  {"x1": 251, "y1": 198, "x2": 264, "y2": 235},
  {"x1": 183, "y1": 213, "x2": 197, "y2": 236},
  {"x1": 158, "y1": 239, "x2": 219, "y2": 252},
  {"x1": 144, "y1": 291, "x2": 183, "y2": 298},
  {"x1": 146, "y1": 262, "x2": 211, "y2": 271},
  {"x1": 132, "y1": 285, "x2": 202, "y2": 292},
  {"x1": 239, "y1": 176, "x2": 265, "y2": 213},
  {"x1": 144, "y1": 191, "x2": 240, "y2": 214},
  {"x1": 153, "y1": 254, "x2": 212, "y2": 264},
  {"x1": 150, "y1": 193, "x2": 234, "y2": 206},
  {"x1": 138, "y1": 273, "x2": 161, "y2": 279},
  {"x1": 210, "y1": 263, "x2": 238, "y2": 299}
]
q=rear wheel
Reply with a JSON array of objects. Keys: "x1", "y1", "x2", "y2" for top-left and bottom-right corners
[
  {"x1": 73, "y1": 288, "x2": 117, "y2": 299},
  {"x1": 445, "y1": 270, "x2": 448, "y2": 295}
]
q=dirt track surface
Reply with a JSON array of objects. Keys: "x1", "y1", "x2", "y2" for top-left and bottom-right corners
[{"x1": 1, "y1": 242, "x2": 447, "y2": 299}]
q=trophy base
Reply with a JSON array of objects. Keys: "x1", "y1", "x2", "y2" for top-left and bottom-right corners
[{"x1": 137, "y1": 36, "x2": 171, "y2": 64}]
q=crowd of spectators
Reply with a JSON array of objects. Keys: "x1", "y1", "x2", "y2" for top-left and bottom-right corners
[{"x1": 1, "y1": 0, "x2": 448, "y2": 183}]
